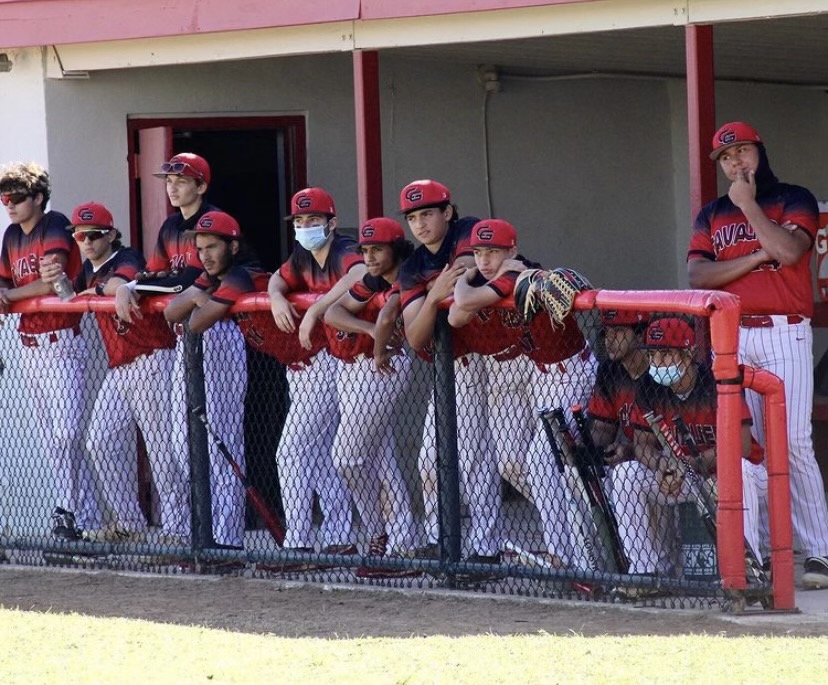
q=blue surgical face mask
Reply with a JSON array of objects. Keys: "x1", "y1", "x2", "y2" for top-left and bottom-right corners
[
  {"x1": 295, "y1": 223, "x2": 329, "y2": 251},
  {"x1": 649, "y1": 363, "x2": 685, "y2": 386}
]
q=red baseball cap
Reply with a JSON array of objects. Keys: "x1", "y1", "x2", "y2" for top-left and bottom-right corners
[
  {"x1": 69, "y1": 202, "x2": 114, "y2": 230},
  {"x1": 710, "y1": 122, "x2": 763, "y2": 160},
  {"x1": 153, "y1": 153, "x2": 211, "y2": 184},
  {"x1": 185, "y1": 211, "x2": 241, "y2": 239},
  {"x1": 399, "y1": 179, "x2": 451, "y2": 215},
  {"x1": 359, "y1": 217, "x2": 404, "y2": 245},
  {"x1": 644, "y1": 318, "x2": 696, "y2": 349},
  {"x1": 470, "y1": 219, "x2": 516, "y2": 249},
  {"x1": 601, "y1": 309, "x2": 650, "y2": 327},
  {"x1": 285, "y1": 187, "x2": 336, "y2": 220}
]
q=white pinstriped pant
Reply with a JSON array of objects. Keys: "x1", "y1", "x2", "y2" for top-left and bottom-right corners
[
  {"x1": 740, "y1": 318, "x2": 828, "y2": 558},
  {"x1": 171, "y1": 320, "x2": 247, "y2": 547},
  {"x1": 19, "y1": 328, "x2": 102, "y2": 530},
  {"x1": 332, "y1": 354, "x2": 417, "y2": 552},
  {"x1": 276, "y1": 350, "x2": 354, "y2": 549}
]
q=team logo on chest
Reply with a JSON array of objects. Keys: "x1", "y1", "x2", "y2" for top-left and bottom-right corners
[{"x1": 712, "y1": 222, "x2": 757, "y2": 253}]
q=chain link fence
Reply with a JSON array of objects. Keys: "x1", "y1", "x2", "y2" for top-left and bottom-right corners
[{"x1": 0, "y1": 293, "x2": 782, "y2": 611}]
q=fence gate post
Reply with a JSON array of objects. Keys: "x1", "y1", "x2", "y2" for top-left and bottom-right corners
[
  {"x1": 433, "y1": 311, "x2": 462, "y2": 568},
  {"x1": 184, "y1": 332, "x2": 213, "y2": 551}
]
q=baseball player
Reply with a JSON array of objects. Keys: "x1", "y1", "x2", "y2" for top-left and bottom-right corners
[
  {"x1": 114, "y1": 152, "x2": 250, "y2": 550},
  {"x1": 165, "y1": 211, "x2": 268, "y2": 550},
  {"x1": 619, "y1": 317, "x2": 764, "y2": 580},
  {"x1": 396, "y1": 179, "x2": 503, "y2": 573},
  {"x1": 688, "y1": 121, "x2": 828, "y2": 589},
  {"x1": 584, "y1": 309, "x2": 654, "y2": 574},
  {"x1": 266, "y1": 187, "x2": 366, "y2": 562},
  {"x1": 447, "y1": 218, "x2": 538, "y2": 502},
  {"x1": 448, "y1": 218, "x2": 598, "y2": 568},
  {"x1": 40, "y1": 202, "x2": 184, "y2": 542},
  {"x1": 324, "y1": 217, "x2": 420, "y2": 577},
  {"x1": 0, "y1": 162, "x2": 101, "y2": 541},
  {"x1": 588, "y1": 310, "x2": 652, "y2": 464}
]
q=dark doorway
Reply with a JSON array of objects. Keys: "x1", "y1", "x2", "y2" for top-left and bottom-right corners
[{"x1": 127, "y1": 116, "x2": 306, "y2": 271}]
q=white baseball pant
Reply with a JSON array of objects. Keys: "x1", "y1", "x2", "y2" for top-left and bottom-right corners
[
  {"x1": 86, "y1": 348, "x2": 188, "y2": 536},
  {"x1": 20, "y1": 327, "x2": 102, "y2": 530},
  {"x1": 419, "y1": 353, "x2": 501, "y2": 556},
  {"x1": 609, "y1": 458, "x2": 762, "y2": 575},
  {"x1": 483, "y1": 354, "x2": 535, "y2": 501},
  {"x1": 332, "y1": 353, "x2": 417, "y2": 552},
  {"x1": 172, "y1": 320, "x2": 247, "y2": 547},
  {"x1": 525, "y1": 347, "x2": 598, "y2": 566},
  {"x1": 276, "y1": 349, "x2": 354, "y2": 549},
  {"x1": 740, "y1": 319, "x2": 828, "y2": 558}
]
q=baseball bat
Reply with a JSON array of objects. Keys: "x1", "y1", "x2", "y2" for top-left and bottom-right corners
[
  {"x1": 570, "y1": 405, "x2": 629, "y2": 573},
  {"x1": 642, "y1": 410, "x2": 717, "y2": 542},
  {"x1": 192, "y1": 406, "x2": 285, "y2": 546},
  {"x1": 540, "y1": 408, "x2": 613, "y2": 572},
  {"x1": 672, "y1": 414, "x2": 767, "y2": 585}
]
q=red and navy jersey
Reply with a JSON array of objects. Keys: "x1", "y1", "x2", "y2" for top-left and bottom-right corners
[
  {"x1": 454, "y1": 266, "x2": 528, "y2": 358},
  {"x1": 588, "y1": 360, "x2": 653, "y2": 441},
  {"x1": 0, "y1": 210, "x2": 82, "y2": 335},
  {"x1": 237, "y1": 309, "x2": 327, "y2": 368},
  {"x1": 688, "y1": 184, "x2": 817, "y2": 317},
  {"x1": 144, "y1": 202, "x2": 220, "y2": 290},
  {"x1": 630, "y1": 364, "x2": 760, "y2": 467},
  {"x1": 326, "y1": 273, "x2": 393, "y2": 362},
  {"x1": 278, "y1": 233, "x2": 363, "y2": 294},
  {"x1": 522, "y1": 313, "x2": 586, "y2": 366},
  {"x1": 77, "y1": 247, "x2": 175, "y2": 368},
  {"x1": 398, "y1": 217, "x2": 478, "y2": 311},
  {"x1": 193, "y1": 265, "x2": 270, "y2": 307}
]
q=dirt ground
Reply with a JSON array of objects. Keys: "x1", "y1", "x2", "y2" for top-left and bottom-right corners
[{"x1": 1, "y1": 566, "x2": 826, "y2": 639}]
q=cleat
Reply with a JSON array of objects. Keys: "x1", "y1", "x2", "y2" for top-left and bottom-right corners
[
  {"x1": 802, "y1": 556, "x2": 828, "y2": 590},
  {"x1": 51, "y1": 507, "x2": 82, "y2": 541}
]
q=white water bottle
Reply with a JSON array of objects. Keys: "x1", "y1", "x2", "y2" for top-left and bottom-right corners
[{"x1": 52, "y1": 272, "x2": 75, "y2": 300}]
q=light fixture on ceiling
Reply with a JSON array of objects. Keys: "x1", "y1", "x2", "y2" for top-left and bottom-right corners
[{"x1": 0, "y1": 53, "x2": 12, "y2": 73}]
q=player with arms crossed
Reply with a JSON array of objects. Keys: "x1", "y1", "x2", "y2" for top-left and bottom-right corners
[
  {"x1": 620, "y1": 318, "x2": 764, "y2": 587},
  {"x1": 0, "y1": 162, "x2": 101, "y2": 540},
  {"x1": 324, "y1": 217, "x2": 419, "y2": 577},
  {"x1": 267, "y1": 187, "x2": 366, "y2": 561},
  {"x1": 687, "y1": 121, "x2": 828, "y2": 589},
  {"x1": 41, "y1": 202, "x2": 184, "y2": 542}
]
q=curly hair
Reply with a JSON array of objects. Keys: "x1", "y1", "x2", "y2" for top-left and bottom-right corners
[{"x1": 0, "y1": 161, "x2": 51, "y2": 208}]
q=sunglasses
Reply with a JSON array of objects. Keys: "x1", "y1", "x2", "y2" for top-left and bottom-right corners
[
  {"x1": 0, "y1": 192, "x2": 31, "y2": 207},
  {"x1": 159, "y1": 161, "x2": 204, "y2": 180},
  {"x1": 73, "y1": 230, "x2": 110, "y2": 243}
]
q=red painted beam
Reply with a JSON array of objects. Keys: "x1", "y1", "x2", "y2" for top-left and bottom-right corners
[
  {"x1": 353, "y1": 50, "x2": 383, "y2": 223},
  {"x1": 685, "y1": 24, "x2": 718, "y2": 220},
  {"x1": 0, "y1": 0, "x2": 360, "y2": 49},
  {"x1": 0, "y1": 0, "x2": 603, "y2": 49},
  {"x1": 360, "y1": 0, "x2": 598, "y2": 20}
]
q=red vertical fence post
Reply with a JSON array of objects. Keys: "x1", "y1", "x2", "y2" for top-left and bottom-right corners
[{"x1": 742, "y1": 366, "x2": 796, "y2": 610}]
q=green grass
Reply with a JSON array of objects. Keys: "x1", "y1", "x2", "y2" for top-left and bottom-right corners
[{"x1": 1, "y1": 608, "x2": 827, "y2": 685}]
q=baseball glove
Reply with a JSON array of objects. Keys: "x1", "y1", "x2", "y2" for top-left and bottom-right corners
[{"x1": 513, "y1": 267, "x2": 593, "y2": 326}]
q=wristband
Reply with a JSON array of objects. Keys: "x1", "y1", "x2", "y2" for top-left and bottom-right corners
[{"x1": 95, "y1": 282, "x2": 106, "y2": 296}]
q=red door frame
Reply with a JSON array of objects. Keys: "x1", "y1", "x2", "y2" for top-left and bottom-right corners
[{"x1": 126, "y1": 115, "x2": 307, "y2": 250}]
